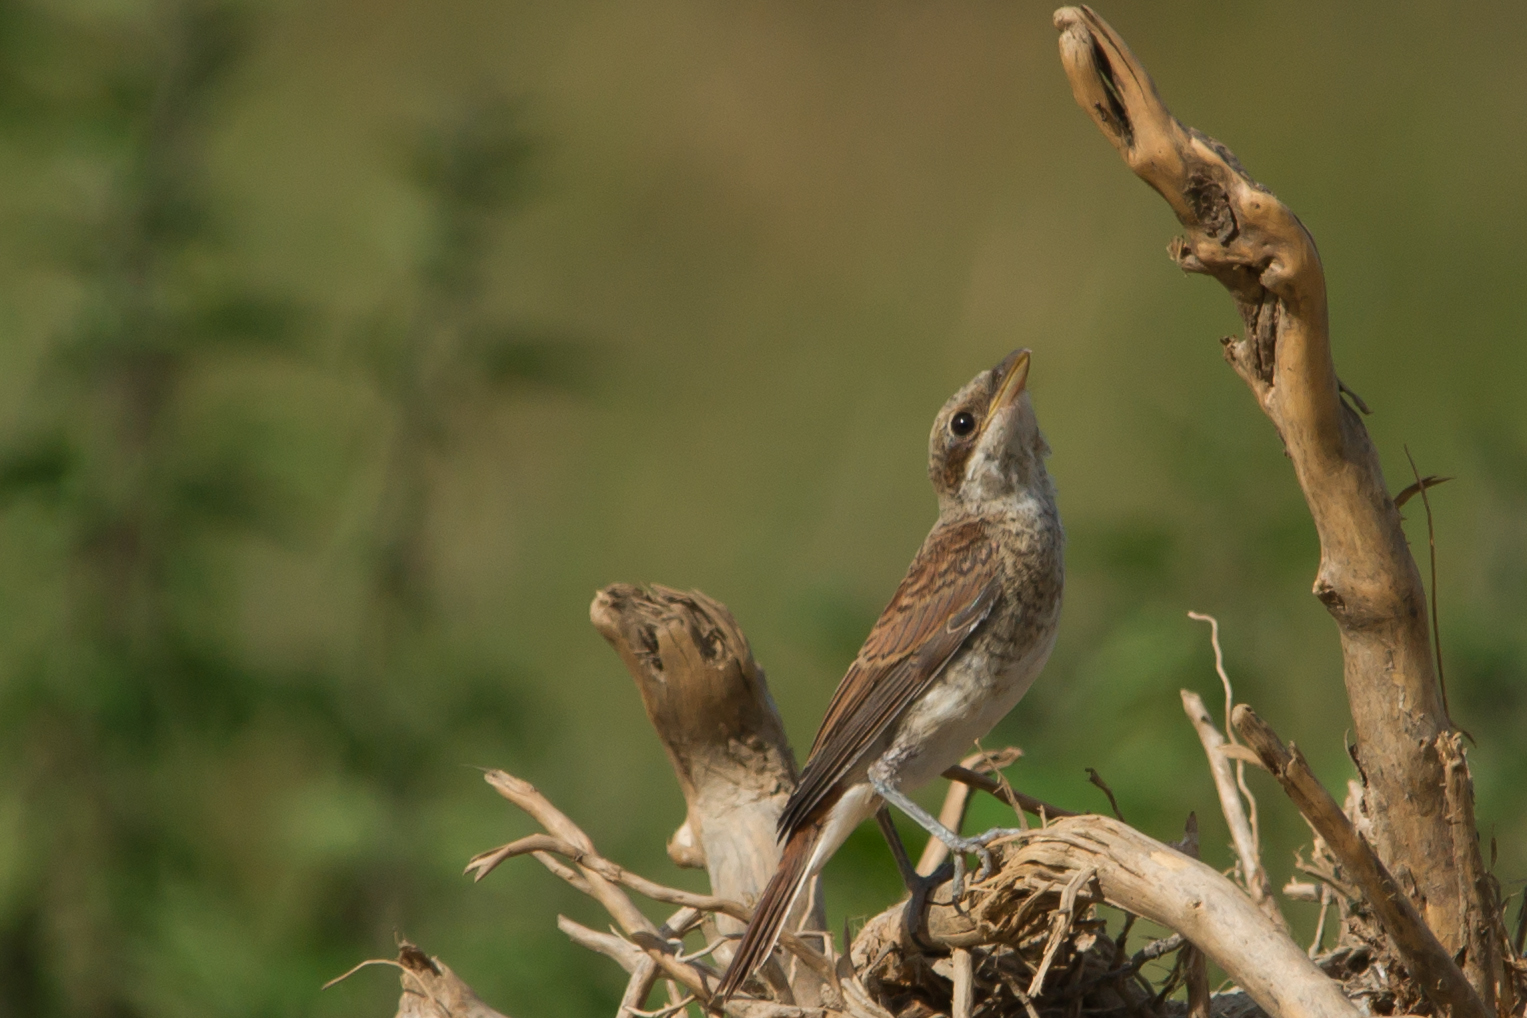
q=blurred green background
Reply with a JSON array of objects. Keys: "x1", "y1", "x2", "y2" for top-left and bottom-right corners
[{"x1": 0, "y1": 1, "x2": 1523, "y2": 1015}]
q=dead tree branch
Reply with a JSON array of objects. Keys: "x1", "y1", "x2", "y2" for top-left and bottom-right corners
[
  {"x1": 325, "y1": 940, "x2": 513, "y2": 1018},
  {"x1": 944, "y1": 765, "x2": 1079, "y2": 822},
  {"x1": 1232, "y1": 706, "x2": 1489, "y2": 1018},
  {"x1": 1052, "y1": 3, "x2": 1472, "y2": 951},
  {"x1": 589, "y1": 584, "x2": 830, "y2": 1003},
  {"x1": 852, "y1": 816, "x2": 1359, "y2": 1018},
  {"x1": 1181, "y1": 689, "x2": 1282, "y2": 929}
]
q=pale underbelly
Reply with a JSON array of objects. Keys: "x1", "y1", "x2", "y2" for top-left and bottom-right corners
[
  {"x1": 877, "y1": 636, "x2": 1053, "y2": 791},
  {"x1": 806, "y1": 626, "x2": 1059, "y2": 873}
]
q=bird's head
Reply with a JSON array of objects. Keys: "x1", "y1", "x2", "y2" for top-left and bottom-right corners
[{"x1": 928, "y1": 349, "x2": 1051, "y2": 511}]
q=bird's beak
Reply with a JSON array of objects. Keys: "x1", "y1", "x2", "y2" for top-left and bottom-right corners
[{"x1": 985, "y1": 349, "x2": 1031, "y2": 418}]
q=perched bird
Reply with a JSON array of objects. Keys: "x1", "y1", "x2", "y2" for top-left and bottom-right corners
[{"x1": 715, "y1": 349, "x2": 1064, "y2": 1003}]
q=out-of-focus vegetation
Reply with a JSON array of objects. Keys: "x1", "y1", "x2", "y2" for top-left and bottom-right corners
[{"x1": 0, "y1": 2, "x2": 1522, "y2": 1016}]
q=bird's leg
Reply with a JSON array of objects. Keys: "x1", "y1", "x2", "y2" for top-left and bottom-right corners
[
  {"x1": 875, "y1": 805, "x2": 955, "y2": 946},
  {"x1": 874, "y1": 805, "x2": 921, "y2": 891},
  {"x1": 868, "y1": 765, "x2": 1024, "y2": 899}
]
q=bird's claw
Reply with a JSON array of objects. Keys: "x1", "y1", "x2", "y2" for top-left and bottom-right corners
[
  {"x1": 940, "y1": 827, "x2": 1024, "y2": 900},
  {"x1": 974, "y1": 846, "x2": 996, "y2": 882}
]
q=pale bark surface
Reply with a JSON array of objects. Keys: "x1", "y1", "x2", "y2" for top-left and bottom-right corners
[
  {"x1": 1052, "y1": 3, "x2": 1464, "y2": 946},
  {"x1": 857, "y1": 816, "x2": 1360, "y2": 1018},
  {"x1": 1233, "y1": 707, "x2": 1488, "y2": 1018}
]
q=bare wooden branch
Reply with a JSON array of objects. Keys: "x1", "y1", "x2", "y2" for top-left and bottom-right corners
[
  {"x1": 558, "y1": 916, "x2": 645, "y2": 974},
  {"x1": 862, "y1": 815, "x2": 1359, "y2": 1018},
  {"x1": 557, "y1": 919, "x2": 663, "y2": 1018},
  {"x1": 1232, "y1": 705, "x2": 1489, "y2": 1018},
  {"x1": 943, "y1": 765, "x2": 1079, "y2": 820},
  {"x1": 479, "y1": 770, "x2": 838, "y2": 1000},
  {"x1": 469, "y1": 832, "x2": 752, "y2": 921},
  {"x1": 372, "y1": 940, "x2": 512, "y2": 1018},
  {"x1": 478, "y1": 770, "x2": 751, "y2": 1011},
  {"x1": 590, "y1": 585, "x2": 825, "y2": 942},
  {"x1": 1438, "y1": 733, "x2": 1505, "y2": 1013},
  {"x1": 1053, "y1": 3, "x2": 1466, "y2": 947},
  {"x1": 1181, "y1": 689, "x2": 1284, "y2": 929},
  {"x1": 482, "y1": 769, "x2": 655, "y2": 937},
  {"x1": 952, "y1": 948, "x2": 974, "y2": 1018},
  {"x1": 590, "y1": 585, "x2": 830, "y2": 1005}
]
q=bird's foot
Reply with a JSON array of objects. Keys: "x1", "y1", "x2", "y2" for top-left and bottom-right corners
[
  {"x1": 939, "y1": 826, "x2": 1026, "y2": 893},
  {"x1": 869, "y1": 773, "x2": 1023, "y2": 901},
  {"x1": 902, "y1": 858, "x2": 955, "y2": 947}
]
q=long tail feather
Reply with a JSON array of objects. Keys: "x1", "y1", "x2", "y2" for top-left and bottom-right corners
[{"x1": 713, "y1": 824, "x2": 820, "y2": 1004}]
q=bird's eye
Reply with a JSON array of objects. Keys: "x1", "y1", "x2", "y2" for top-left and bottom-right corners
[{"x1": 950, "y1": 411, "x2": 976, "y2": 437}]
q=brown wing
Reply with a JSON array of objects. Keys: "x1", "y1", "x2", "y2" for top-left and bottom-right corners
[{"x1": 778, "y1": 518, "x2": 1000, "y2": 837}]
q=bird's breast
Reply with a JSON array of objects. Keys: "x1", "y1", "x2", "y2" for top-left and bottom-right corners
[{"x1": 878, "y1": 604, "x2": 1059, "y2": 791}]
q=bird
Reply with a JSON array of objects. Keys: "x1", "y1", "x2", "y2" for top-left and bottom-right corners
[{"x1": 714, "y1": 348, "x2": 1064, "y2": 1003}]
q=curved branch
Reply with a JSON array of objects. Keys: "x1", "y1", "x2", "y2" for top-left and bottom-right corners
[
  {"x1": 590, "y1": 586, "x2": 817, "y2": 913},
  {"x1": 1233, "y1": 707, "x2": 1489, "y2": 1018},
  {"x1": 869, "y1": 816, "x2": 1359, "y2": 1018},
  {"x1": 1053, "y1": 4, "x2": 1465, "y2": 948},
  {"x1": 1181, "y1": 690, "x2": 1283, "y2": 929}
]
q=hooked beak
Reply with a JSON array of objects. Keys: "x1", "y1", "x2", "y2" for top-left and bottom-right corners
[{"x1": 984, "y1": 349, "x2": 1031, "y2": 422}]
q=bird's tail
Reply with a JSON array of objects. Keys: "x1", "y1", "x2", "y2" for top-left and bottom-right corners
[{"x1": 713, "y1": 823, "x2": 821, "y2": 1004}]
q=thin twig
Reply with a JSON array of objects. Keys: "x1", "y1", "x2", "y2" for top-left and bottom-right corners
[
  {"x1": 618, "y1": 957, "x2": 660, "y2": 1018},
  {"x1": 468, "y1": 832, "x2": 751, "y2": 922},
  {"x1": 1196, "y1": 611, "x2": 1265, "y2": 850},
  {"x1": 1308, "y1": 883, "x2": 1332, "y2": 958},
  {"x1": 627, "y1": 996, "x2": 696, "y2": 1018},
  {"x1": 483, "y1": 772, "x2": 744, "y2": 1008},
  {"x1": 533, "y1": 851, "x2": 596, "y2": 895},
  {"x1": 677, "y1": 937, "x2": 732, "y2": 964},
  {"x1": 1006, "y1": 974, "x2": 1043, "y2": 1018},
  {"x1": 1029, "y1": 866, "x2": 1097, "y2": 997},
  {"x1": 322, "y1": 957, "x2": 405, "y2": 990},
  {"x1": 559, "y1": 916, "x2": 645, "y2": 973},
  {"x1": 978, "y1": 740, "x2": 1030, "y2": 830},
  {"x1": 943, "y1": 765, "x2": 1079, "y2": 819},
  {"x1": 1180, "y1": 685, "x2": 1282, "y2": 927},
  {"x1": 479, "y1": 777, "x2": 838, "y2": 994},
  {"x1": 1394, "y1": 474, "x2": 1452, "y2": 508},
  {"x1": 1186, "y1": 613, "x2": 1235, "y2": 741},
  {"x1": 953, "y1": 948, "x2": 974, "y2": 1018},
  {"x1": 1403, "y1": 446, "x2": 1452, "y2": 726},
  {"x1": 1085, "y1": 768, "x2": 1124, "y2": 822}
]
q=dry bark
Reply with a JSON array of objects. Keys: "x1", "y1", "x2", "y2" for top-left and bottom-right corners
[
  {"x1": 589, "y1": 585, "x2": 810, "y2": 914},
  {"x1": 1056, "y1": 0, "x2": 1459, "y2": 946},
  {"x1": 1180, "y1": 689, "x2": 1281, "y2": 929},
  {"x1": 589, "y1": 584, "x2": 829, "y2": 1000},
  {"x1": 1052, "y1": 3, "x2": 1470, "y2": 950},
  {"x1": 1233, "y1": 706, "x2": 1488, "y2": 1018},
  {"x1": 895, "y1": 818, "x2": 1358, "y2": 1018}
]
